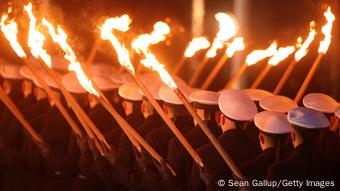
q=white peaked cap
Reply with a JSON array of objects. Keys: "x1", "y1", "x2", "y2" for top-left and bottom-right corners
[
  {"x1": 303, "y1": 93, "x2": 338, "y2": 113},
  {"x1": 111, "y1": 72, "x2": 133, "y2": 85},
  {"x1": 218, "y1": 89, "x2": 258, "y2": 121},
  {"x1": 1, "y1": 62, "x2": 23, "y2": 80},
  {"x1": 87, "y1": 62, "x2": 116, "y2": 78},
  {"x1": 20, "y1": 66, "x2": 33, "y2": 80},
  {"x1": 118, "y1": 83, "x2": 142, "y2": 101},
  {"x1": 288, "y1": 107, "x2": 329, "y2": 129},
  {"x1": 255, "y1": 111, "x2": 292, "y2": 134},
  {"x1": 92, "y1": 75, "x2": 119, "y2": 91},
  {"x1": 158, "y1": 79, "x2": 193, "y2": 105},
  {"x1": 50, "y1": 56, "x2": 69, "y2": 71},
  {"x1": 243, "y1": 89, "x2": 273, "y2": 101},
  {"x1": 190, "y1": 90, "x2": 219, "y2": 105},
  {"x1": 138, "y1": 84, "x2": 162, "y2": 100},
  {"x1": 335, "y1": 106, "x2": 340, "y2": 118},
  {"x1": 31, "y1": 70, "x2": 61, "y2": 89},
  {"x1": 138, "y1": 74, "x2": 162, "y2": 100},
  {"x1": 260, "y1": 95, "x2": 297, "y2": 113},
  {"x1": 62, "y1": 72, "x2": 86, "y2": 93}
]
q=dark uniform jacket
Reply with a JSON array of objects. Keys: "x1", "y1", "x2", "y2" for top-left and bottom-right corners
[
  {"x1": 166, "y1": 121, "x2": 221, "y2": 191},
  {"x1": 190, "y1": 128, "x2": 261, "y2": 191},
  {"x1": 266, "y1": 144, "x2": 340, "y2": 187}
]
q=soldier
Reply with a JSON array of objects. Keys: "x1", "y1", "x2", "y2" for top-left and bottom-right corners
[
  {"x1": 302, "y1": 93, "x2": 340, "y2": 163},
  {"x1": 243, "y1": 88, "x2": 273, "y2": 146},
  {"x1": 190, "y1": 89, "x2": 261, "y2": 191},
  {"x1": 165, "y1": 89, "x2": 222, "y2": 190},
  {"x1": 266, "y1": 107, "x2": 339, "y2": 187},
  {"x1": 240, "y1": 111, "x2": 292, "y2": 186}
]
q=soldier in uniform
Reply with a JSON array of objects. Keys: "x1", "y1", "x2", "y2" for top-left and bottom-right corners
[
  {"x1": 302, "y1": 93, "x2": 340, "y2": 163},
  {"x1": 266, "y1": 107, "x2": 340, "y2": 188},
  {"x1": 190, "y1": 89, "x2": 261, "y2": 191},
  {"x1": 165, "y1": 89, "x2": 221, "y2": 190},
  {"x1": 240, "y1": 111, "x2": 293, "y2": 186}
]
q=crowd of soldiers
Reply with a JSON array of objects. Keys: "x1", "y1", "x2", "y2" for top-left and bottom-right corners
[{"x1": 0, "y1": 56, "x2": 339, "y2": 191}]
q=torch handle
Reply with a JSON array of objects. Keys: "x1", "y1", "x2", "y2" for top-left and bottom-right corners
[
  {"x1": 188, "y1": 57, "x2": 209, "y2": 86},
  {"x1": 172, "y1": 56, "x2": 186, "y2": 75},
  {"x1": 174, "y1": 88, "x2": 245, "y2": 180},
  {"x1": 294, "y1": 53, "x2": 323, "y2": 103},
  {"x1": 250, "y1": 64, "x2": 272, "y2": 89},
  {"x1": 201, "y1": 54, "x2": 228, "y2": 89},
  {"x1": 132, "y1": 74, "x2": 204, "y2": 167},
  {"x1": 273, "y1": 59, "x2": 297, "y2": 95},
  {"x1": 0, "y1": 86, "x2": 44, "y2": 145},
  {"x1": 224, "y1": 62, "x2": 247, "y2": 89},
  {"x1": 23, "y1": 58, "x2": 83, "y2": 138}
]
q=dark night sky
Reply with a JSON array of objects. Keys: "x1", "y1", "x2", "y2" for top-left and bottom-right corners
[{"x1": 0, "y1": 0, "x2": 339, "y2": 101}]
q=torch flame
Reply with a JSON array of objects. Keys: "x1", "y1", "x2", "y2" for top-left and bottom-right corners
[
  {"x1": 295, "y1": 24, "x2": 316, "y2": 61},
  {"x1": 100, "y1": 15, "x2": 135, "y2": 74},
  {"x1": 0, "y1": 8, "x2": 27, "y2": 58},
  {"x1": 296, "y1": 37, "x2": 302, "y2": 48},
  {"x1": 42, "y1": 19, "x2": 99, "y2": 96},
  {"x1": 318, "y1": 6, "x2": 335, "y2": 54},
  {"x1": 184, "y1": 37, "x2": 210, "y2": 58},
  {"x1": 206, "y1": 13, "x2": 237, "y2": 58},
  {"x1": 24, "y1": 3, "x2": 52, "y2": 67},
  {"x1": 268, "y1": 46, "x2": 295, "y2": 66},
  {"x1": 246, "y1": 42, "x2": 277, "y2": 66},
  {"x1": 226, "y1": 37, "x2": 245, "y2": 58},
  {"x1": 132, "y1": 22, "x2": 177, "y2": 89}
]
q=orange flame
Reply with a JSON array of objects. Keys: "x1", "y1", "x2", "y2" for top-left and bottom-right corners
[
  {"x1": 318, "y1": 6, "x2": 335, "y2": 54},
  {"x1": 226, "y1": 37, "x2": 245, "y2": 58},
  {"x1": 295, "y1": 22, "x2": 316, "y2": 61},
  {"x1": 100, "y1": 15, "x2": 135, "y2": 74},
  {"x1": 268, "y1": 46, "x2": 295, "y2": 66},
  {"x1": 42, "y1": 19, "x2": 99, "y2": 96},
  {"x1": 132, "y1": 22, "x2": 177, "y2": 89},
  {"x1": 0, "y1": 8, "x2": 27, "y2": 58},
  {"x1": 296, "y1": 37, "x2": 302, "y2": 48},
  {"x1": 206, "y1": 13, "x2": 237, "y2": 58},
  {"x1": 246, "y1": 42, "x2": 277, "y2": 66},
  {"x1": 24, "y1": 3, "x2": 52, "y2": 67},
  {"x1": 184, "y1": 37, "x2": 210, "y2": 58}
]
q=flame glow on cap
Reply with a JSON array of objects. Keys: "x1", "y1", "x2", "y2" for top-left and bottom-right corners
[
  {"x1": 206, "y1": 13, "x2": 237, "y2": 58},
  {"x1": 100, "y1": 15, "x2": 135, "y2": 74},
  {"x1": 0, "y1": 8, "x2": 27, "y2": 58},
  {"x1": 246, "y1": 42, "x2": 277, "y2": 66},
  {"x1": 268, "y1": 46, "x2": 295, "y2": 66},
  {"x1": 132, "y1": 21, "x2": 177, "y2": 89},
  {"x1": 295, "y1": 22, "x2": 316, "y2": 61},
  {"x1": 184, "y1": 37, "x2": 210, "y2": 58},
  {"x1": 318, "y1": 7, "x2": 335, "y2": 54},
  {"x1": 24, "y1": 3, "x2": 52, "y2": 67},
  {"x1": 42, "y1": 19, "x2": 99, "y2": 96},
  {"x1": 226, "y1": 37, "x2": 245, "y2": 58}
]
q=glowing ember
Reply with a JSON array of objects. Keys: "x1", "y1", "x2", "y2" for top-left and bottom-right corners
[
  {"x1": 295, "y1": 24, "x2": 316, "y2": 61},
  {"x1": 296, "y1": 37, "x2": 302, "y2": 48},
  {"x1": 226, "y1": 37, "x2": 245, "y2": 58},
  {"x1": 0, "y1": 8, "x2": 27, "y2": 58},
  {"x1": 24, "y1": 3, "x2": 52, "y2": 67},
  {"x1": 100, "y1": 15, "x2": 135, "y2": 74},
  {"x1": 132, "y1": 22, "x2": 177, "y2": 89},
  {"x1": 206, "y1": 13, "x2": 237, "y2": 58},
  {"x1": 246, "y1": 42, "x2": 277, "y2": 66},
  {"x1": 42, "y1": 19, "x2": 99, "y2": 96},
  {"x1": 318, "y1": 7, "x2": 335, "y2": 54},
  {"x1": 184, "y1": 37, "x2": 210, "y2": 58},
  {"x1": 268, "y1": 46, "x2": 295, "y2": 66}
]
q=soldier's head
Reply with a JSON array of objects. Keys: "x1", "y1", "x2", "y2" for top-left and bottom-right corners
[
  {"x1": 218, "y1": 89, "x2": 257, "y2": 132},
  {"x1": 158, "y1": 83, "x2": 192, "y2": 119},
  {"x1": 254, "y1": 111, "x2": 292, "y2": 152},
  {"x1": 288, "y1": 107, "x2": 329, "y2": 148},
  {"x1": 243, "y1": 89, "x2": 273, "y2": 113},
  {"x1": 118, "y1": 83, "x2": 142, "y2": 116},
  {"x1": 1, "y1": 62, "x2": 24, "y2": 95},
  {"x1": 189, "y1": 90, "x2": 219, "y2": 126}
]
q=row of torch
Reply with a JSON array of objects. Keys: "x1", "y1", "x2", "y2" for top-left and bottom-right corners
[{"x1": 0, "y1": 2, "x2": 336, "y2": 183}]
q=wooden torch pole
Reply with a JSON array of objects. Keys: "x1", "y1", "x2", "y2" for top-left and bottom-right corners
[
  {"x1": 250, "y1": 64, "x2": 272, "y2": 89},
  {"x1": 201, "y1": 54, "x2": 228, "y2": 89},
  {"x1": 224, "y1": 62, "x2": 247, "y2": 89},
  {"x1": 172, "y1": 56, "x2": 187, "y2": 75},
  {"x1": 188, "y1": 56, "x2": 209, "y2": 86},
  {"x1": 273, "y1": 59, "x2": 297, "y2": 95}
]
